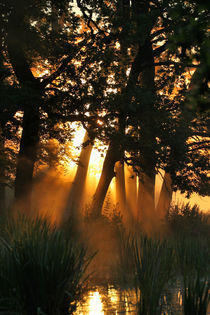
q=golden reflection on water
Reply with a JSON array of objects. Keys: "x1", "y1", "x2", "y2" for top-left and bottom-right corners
[
  {"x1": 89, "y1": 291, "x2": 104, "y2": 315},
  {"x1": 74, "y1": 283, "x2": 200, "y2": 315},
  {"x1": 74, "y1": 286, "x2": 138, "y2": 315},
  {"x1": 107, "y1": 287, "x2": 118, "y2": 305}
]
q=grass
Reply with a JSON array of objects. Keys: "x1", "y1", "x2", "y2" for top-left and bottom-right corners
[
  {"x1": 0, "y1": 214, "x2": 93, "y2": 315},
  {"x1": 117, "y1": 231, "x2": 174, "y2": 314},
  {"x1": 116, "y1": 231, "x2": 137, "y2": 287},
  {"x1": 133, "y1": 235, "x2": 174, "y2": 315},
  {"x1": 116, "y1": 202, "x2": 210, "y2": 314},
  {"x1": 166, "y1": 203, "x2": 210, "y2": 314},
  {"x1": 175, "y1": 236, "x2": 209, "y2": 315},
  {"x1": 166, "y1": 202, "x2": 210, "y2": 239},
  {"x1": 2, "y1": 202, "x2": 207, "y2": 314}
]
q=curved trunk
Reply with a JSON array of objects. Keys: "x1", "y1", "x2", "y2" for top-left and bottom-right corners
[
  {"x1": 7, "y1": 10, "x2": 42, "y2": 214},
  {"x1": 91, "y1": 143, "x2": 121, "y2": 217},
  {"x1": 63, "y1": 132, "x2": 93, "y2": 222},
  {"x1": 156, "y1": 172, "x2": 172, "y2": 219}
]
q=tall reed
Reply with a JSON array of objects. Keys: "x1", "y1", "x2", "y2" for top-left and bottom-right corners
[
  {"x1": 117, "y1": 232, "x2": 174, "y2": 314},
  {"x1": 175, "y1": 236, "x2": 209, "y2": 315},
  {"x1": 134, "y1": 235, "x2": 174, "y2": 315},
  {"x1": 0, "y1": 214, "x2": 93, "y2": 315},
  {"x1": 117, "y1": 231, "x2": 137, "y2": 287}
]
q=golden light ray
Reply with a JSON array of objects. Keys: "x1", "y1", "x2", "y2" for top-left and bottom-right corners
[{"x1": 50, "y1": 121, "x2": 209, "y2": 214}]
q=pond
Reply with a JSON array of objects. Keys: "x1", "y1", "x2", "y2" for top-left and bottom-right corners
[{"x1": 74, "y1": 282, "x2": 186, "y2": 315}]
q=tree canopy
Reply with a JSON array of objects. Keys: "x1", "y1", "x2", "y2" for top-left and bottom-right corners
[{"x1": 0, "y1": 0, "x2": 209, "y2": 216}]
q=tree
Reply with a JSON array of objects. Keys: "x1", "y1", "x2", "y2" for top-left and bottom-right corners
[
  {"x1": 0, "y1": 0, "x2": 91, "y2": 212},
  {"x1": 0, "y1": 43, "x2": 19, "y2": 213},
  {"x1": 1, "y1": 0, "x2": 209, "y2": 227},
  {"x1": 77, "y1": 0, "x2": 210, "y2": 229},
  {"x1": 63, "y1": 131, "x2": 93, "y2": 222}
]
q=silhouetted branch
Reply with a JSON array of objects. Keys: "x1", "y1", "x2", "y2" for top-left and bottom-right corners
[
  {"x1": 153, "y1": 42, "x2": 168, "y2": 57},
  {"x1": 41, "y1": 56, "x2": 74, "y2": 88}
]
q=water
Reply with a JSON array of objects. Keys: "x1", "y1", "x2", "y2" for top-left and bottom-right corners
[
  {"x1": 74, "y1": 282, "x2": 186, "y2": 315},
  {"x1": 74, "y1": 286, "x2": 138, "y2": 314}
]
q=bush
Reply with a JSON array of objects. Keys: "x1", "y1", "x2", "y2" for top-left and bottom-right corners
[
  {"x1": 0, "y1": 215, "x2": 92, "y2": 315},
  {"x1": 167, "y1": 202, "x2": 210, "y2": 239}
]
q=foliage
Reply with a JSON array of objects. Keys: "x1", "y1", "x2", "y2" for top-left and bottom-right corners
[
  {"x1": 78, "y1": 0, "x2": 210, "y2": 197},
  {"x1": 117, "y1": 215, "x2": 209, "y2": 314},
  {"x1": 166, "y1": 0, "x2": 210, "y2": 113},
  {"x1": 0, "y1": 0, "x2": 209, "y2": 202},
  {"x1": 117, "y1": 232, "x2": 174, "y2": 314},
  {"x1": 0, "y1": 214, "x2": 92, "y2": 314},
  {"x1": 175, "y1": 236, "x2": 210, "y2": 315},
  {"x1": 167, "y1": 203, "x2": 210, "y2": 314},
  {"x1": 116, "y1": 231, "x2": 137, "y2": 287},
  {"x1": 0, "y1": 0, "x2": 97, "y2": 204},
  {"x1": 167, "y1": 202, "x2": 210, "y2": 239},
  {"x1": 134, "y1": 235, "x2": 174, "y2": 315}
]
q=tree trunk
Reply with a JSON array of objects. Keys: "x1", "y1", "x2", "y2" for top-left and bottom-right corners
[
  {"x1": 156, "y1": 172, "x2": 172, "y2": 220},
  {"x1": 91, "y1": 1, "x2": 155, "y2": 220},
  {"x1": 137, "y1": 37, "x2": 157, "y2": 232},
  {"x1": 0, "y1": 184, "x2": 6, "y2": 214},
  {"x1": 125, "y1": 164, "x2": 137, "y2": 225},
  {"x1": 137, "y1": 172, "x2": 155, "y2": 223},
  {"x1": 7, "y1": 10, "x2": 42, "y2": 214},
  {"x1": 115, "y1": 161, "x2": 126, "y2": 213},
  {"x1": 63, "y1": 131, "x2": 93, "y2": 222},
  {"x1": 91, "y1": 143, "x2": 121, "y2": 217},
  {"x1": 0, "y1": 138, "x2": 6, "y2": 214},
  {"x1": 137, "y1": 141, "x2": 156, "y2": 230},
  {"x1": 14, "y1": 106, "x2": 40, "y2": 213}
]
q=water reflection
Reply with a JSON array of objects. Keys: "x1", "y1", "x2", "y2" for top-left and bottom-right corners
[
  {"x1": 74, "y1": 285, "x2": 138, "y2": 315},
  {"x1": 89, "y1": 291, "x2": 104, "y2": 315},
  {"x1": 74, "y1": 282, "x2": 210, "y2": 315}
]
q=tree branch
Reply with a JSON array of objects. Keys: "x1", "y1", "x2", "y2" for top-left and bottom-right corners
[
  {"x1": 76, "y1": 0, "x2": 109, "y2": 38},
  {"x1": 146, "y1": 61, "x2": 198, "y2": 68},
  {"x1": 188, "y1": 145, "x2": 210, "y2": 152},
  {"x1": 40, "y1": 38, "x2": 88, "y2": 88},
  {"x1": 153, "y1": 42, "x2": 168, "y2": 57},
  {"x1": 40, "y1": 55, "x2": 74, "y2": 88},
  {"x1": 150, "y1": 28, "x2": 166, "y2": 40},
  {"x1": 47, "y1": 113, "x2": 95, "y2": 124}
]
